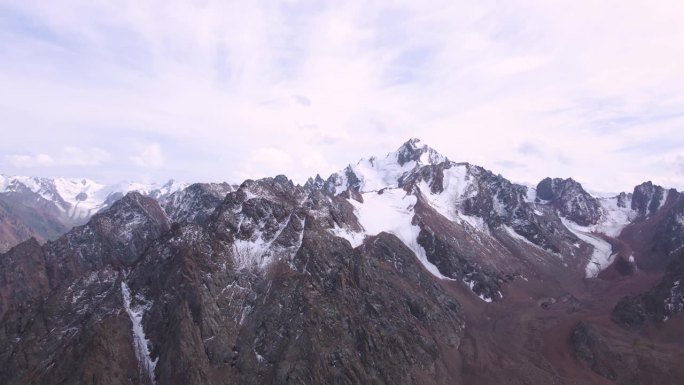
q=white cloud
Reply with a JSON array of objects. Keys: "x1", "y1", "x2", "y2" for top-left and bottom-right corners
[
  {"x1": 5, "y1": 153, "x2": 54, "y2": 168},
  {"x1": 0, "y1": 1, "x2": 683, "y2": 191},
  {"x1": 236, "y1": 147, "x2": 294, "y2": 180},
  {"x1": 130, "y1": 143, "x2": 165, "y2": 169},
  {"x1": 60, "y1": 146, "x2": 111, "y2": 166},
  {"x1": 4, "y1": 146, "x2": 110, "y2": 168},
  {"x1": 490, "y1": 55, "x2": 549, "y2": 77}
]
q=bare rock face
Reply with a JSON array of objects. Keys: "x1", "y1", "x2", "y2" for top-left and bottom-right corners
[
  {"x1": 395, "y1": 137, "x2": 449, "y2": 166},
  {"x1": 0, "y1": 238, "x2": 49, "y2": 319},
  {"x1": 571, "y1": 322, "x2": 620, "y2": 381},
  {"x1": 303, "y1": 174, "x2": 325, "y2": 190},
  {"x1": 536, "y1": 177, "x2": 602, "y2": 226},
  {"x1": 617, "y1": 190, "x2": 684, "y2": 271},
  {"x1": 161, "y1": 182, "x2": 234, "y2": 225},
  {"x1": 0, "y1": 267, "x2": 144, "y2": 385},
  {"x1": 226, "y1": 232, "x2": 464, "y2": 385},
  {"x1": 611, "y1": 296, "x2": 650, "y2": 330},
  {"x1": 0, "y1": 192, "x2": 171, "y2": 385},
  {"x1": 651, "y1": 194, "x2": 684, "y2": 262},
  {"x1": 100, "y1": 177, "x2": 464, "y2": 385},
  {"x1": 631, "y1": 181, "x2": 667, "y2": 217},
  {"x1": 44, "y1": 192, "x2": 170, "y2": 285},
  {"x1": 0, "y1": 190, "x2": 70, "y2": 252},
  {"x1": 612, "y1": 248, "x2": 684, "y2": 330}
]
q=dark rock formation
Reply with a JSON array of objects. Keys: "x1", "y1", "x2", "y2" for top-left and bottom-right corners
[
  {"x1": 536, "y1": 177, "x2": 602, "y2": 226},
  {"x1": 631, "y1": 181, "x2": 667, "y2": 217},
  {"x1": 162, "y1": 182, "x2": 234, "y2": 224},
  {"x1": 612, "y1": 248, "x2": 684, "y2": 330},
  {"x1": 571, "y1": 322, "x2": 619, "y2": 381}
]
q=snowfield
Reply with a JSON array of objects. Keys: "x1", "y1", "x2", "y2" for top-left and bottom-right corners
[
  {"x1": 348, "y1": 188, "x2": 453, "y2": 280},
  {"x1": 561, "y1": 218, "x2": 615, "y2": 278}
]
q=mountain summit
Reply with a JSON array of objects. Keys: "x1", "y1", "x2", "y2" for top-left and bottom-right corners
[
  {"x1": 395, "y1": 137, "x2": 449, "y2": 166},
  {"x1": 323, "y1": 138, "x2": 450, "y2": 195}
]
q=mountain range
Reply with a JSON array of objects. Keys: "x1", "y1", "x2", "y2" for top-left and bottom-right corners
[
  {"x1": 0, "y1": 176, "x2": 224, "y2": 253},
  {"x1": 1, "y1": 138, "x2": 683, "y2": 384}
]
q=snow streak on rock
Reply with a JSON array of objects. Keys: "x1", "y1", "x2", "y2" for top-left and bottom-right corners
[
  {"x1": 416, "y1": 164, "x2": 475, "y2": 222},
  {"x1": 504, "y1": 225, "x2": 551, "y2": 254},
  {"x1": 121, "y1": 281, "x2": 157, "y2": 384},
  {"x1": 665, "y1": 280, "x2": 684, "y2": 316},
  {"x1": 232, "y1": 214, "x2": 296, "y2": 270}
]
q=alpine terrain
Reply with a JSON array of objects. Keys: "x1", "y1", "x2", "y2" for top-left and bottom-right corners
[
  {"x1": 0, "y1": 176, "x2": 198, "y2": 253},
  {"x1": 1, "y1": 138, "x2": 683, "y2": 385}
]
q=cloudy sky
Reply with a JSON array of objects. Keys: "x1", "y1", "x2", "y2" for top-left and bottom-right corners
[{"x1": 1, "y1": 0, "x2": 684, "y2": 192}]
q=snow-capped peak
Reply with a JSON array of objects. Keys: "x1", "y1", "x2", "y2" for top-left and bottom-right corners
[
  {"x1": 0, "y1": 175, "x2": 186, "y2": 222},
  {"x1": 396, "y1": 138, "x2": 449, "y2": 166},
  {"x1": 325, "y1": 138, "x2": 451, "y2": 194}
]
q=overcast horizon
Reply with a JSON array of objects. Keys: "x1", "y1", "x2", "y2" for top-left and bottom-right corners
[{"x1": 1, "y1": 1, "x2": 684, "y2": 192}]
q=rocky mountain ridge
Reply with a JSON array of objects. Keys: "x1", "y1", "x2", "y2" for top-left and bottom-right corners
[
  {"x1": 1, "y1": 138, "x2": 683, "y2": 384},
  {"x1": 0, "y1": 175, "x2": 237, "y2": 253}
]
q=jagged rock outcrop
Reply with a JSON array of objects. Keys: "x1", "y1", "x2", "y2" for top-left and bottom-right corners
[
  {"x1": 631, "y1": 181, "x2": 668, "y2": 217},
  {"x1": 161, "y1": 182, "x2": 234, "y2": 225},
  {"x1": 536, "y1": 177, "x2": 602, "y2": 226},
  {"x1": 395, "y1": 137, "x2": 449, "y2": 166},
  {"x1": 616, "y1": 189, "x2": 684, "y2": 271},
  {"x1": 0, "y1": 192, "x2": 171, "y2": 385},
  {"x1": 0, "y1": 238, "x2": 49, "y2": 319},
  {"x1": 44, "y1": 192, "x2": 170, "y2": 285},
  {"x1": 571, "y1": 322, "x2": 620, "y2": 381},
  {"x1": 612, "y1": 248, "x2": 684, "y2": 330}
]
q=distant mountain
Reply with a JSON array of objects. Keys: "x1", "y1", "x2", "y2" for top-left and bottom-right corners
[
  {"x1": 1, "y1": 138, "x2": 683, "y2": 385},
  {"x1": 0, "y1": 176, "x2": 188, "y2": 252}
]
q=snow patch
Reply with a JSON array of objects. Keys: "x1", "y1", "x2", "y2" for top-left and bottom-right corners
[
  {"x1": 121, "y1": 281, "x2": 157, "y2": 384},
  {"x1": 676, "y1": 213, "x2": 684, "y2": 226},
  {"x1": 458, "y1": 213, "x2": 490, "y2": 234},
  {"x1": 349, "y1": 188, "x2": 452, "y2": 280},
  {"x1": 243, "y1": 190, "x2": 260, "y2": 201},
  {"x1": 463, "y1": 278, "x2": 491, "y2": 303},
  {"x1": 328, "y1": 223, "x2": 365, "y2": 248},
  {"x1": 232, "y1": 214, "x2": 303, "y2": 270},
  {"x1": 665, "y1": 280, "x2": 683, "y2": 315},
  {"x1": 561, "y1": 218, "x2": 615, "y2": 278},
  {"x1": 595, "y1": 196, "x2": 637, "y2": 237},
  {"x1": 352, "y1": 155, "x2": 417, "y2": 192},
  {"x1": 328, "y1": 140, "x2": 449, "y2": 194},
  {"x1": 0, "y1": 175, "x2": 186, "y2": 221},
  {"x1": 523, "y1": 185, "x2": 537, "y2": 203},
  {"x1": 254, "y1": 344, "x2": 266, "y2": 364},
  {"x1": 417, "y1": 164, "x2": 474, "y2": 222}
]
